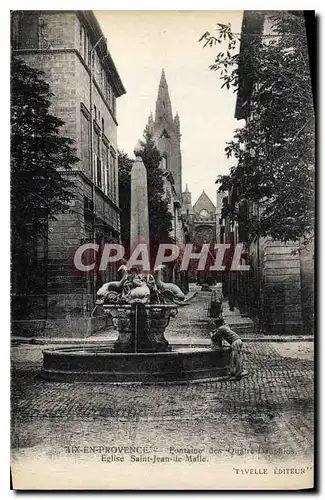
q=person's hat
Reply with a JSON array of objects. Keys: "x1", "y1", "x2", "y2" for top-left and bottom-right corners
[{"x1": 214, "y1": 317, "x2": 225, "y2": 327}]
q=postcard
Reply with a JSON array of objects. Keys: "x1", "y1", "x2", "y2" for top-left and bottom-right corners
[{"x1": 11, "y1": 9, "x2": 315, "y2": 490}]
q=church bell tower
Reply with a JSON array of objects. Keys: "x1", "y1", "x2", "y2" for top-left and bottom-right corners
[{"x1": 148, "y1": 69, "x2": 182, "y2": 198}]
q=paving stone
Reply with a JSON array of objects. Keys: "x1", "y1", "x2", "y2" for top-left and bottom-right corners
[{"x1": 11, "y1": 293, "x2": 314, "y2": 466}]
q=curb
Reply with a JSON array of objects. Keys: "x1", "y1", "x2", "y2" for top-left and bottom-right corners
[{"x1": 11, "y1": 336, "x2": 314, "y2": 346}]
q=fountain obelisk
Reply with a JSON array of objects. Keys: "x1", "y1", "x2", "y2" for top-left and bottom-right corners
[{"x1": 130, "y1": 148, "x2": 149, "y2": 261}]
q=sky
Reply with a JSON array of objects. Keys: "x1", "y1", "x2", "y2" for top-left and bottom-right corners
[{"x1": 95, "y1": 10, "x2": 243, "y2": 205}]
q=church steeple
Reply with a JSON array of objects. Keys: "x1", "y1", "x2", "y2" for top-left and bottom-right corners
[
  {"x1": 144, "y1": 68, "x2": 182, "y2": 198},
  {"x1": 147, "y1": 111, "x2": 154, "y2": 134},
  {"x1": 174, "y1": 111, "x2": 180, "y2": 136},
  {"x1": 155, "y1": 68, "x2": 173, "y2": 125},
  {"x1": 182, "y1": 184, "x2": 193, "y2": 215}
]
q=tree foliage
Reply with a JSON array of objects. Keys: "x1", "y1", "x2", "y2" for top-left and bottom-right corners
[
  {"x1": 117, "y1": 150, "x2": 133, "y2": 249},
  {"x1": 118, "y1": 128, "x2": 173, "y2": 256},
  {"x1": 11, "y1": 56, "x2": 78, "y2": 244},
  {"x1": 200, "y1": 12, "x2": 315, "y2": 244},
  {"x1": 11, "y1": 56, "x2": 78, "y2": 296},
  {"x1": 138, "y1": 129, "x2": 173, "y2": 245}
]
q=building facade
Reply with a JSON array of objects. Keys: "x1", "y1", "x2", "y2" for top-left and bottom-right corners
[
  {"x1": 222, "y1": 11, "x2": 314, "y2": 333},
  {"x1": 182, "y1": 188, "x2": 217, "y2": 284},
  {"x1": 11, "y1": 10, "x2": 126, "y2": 337},
  {"x1": 191, "y1": 190, "x2": 216, "y2": 247},
  {"x1": 215, "y1": 189, "x2": 227, "y2": 243}
]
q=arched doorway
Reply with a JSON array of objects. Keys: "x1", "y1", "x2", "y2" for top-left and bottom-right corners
[{"x1": 192, "y1": 225, "x2": 215, "y2": 285}]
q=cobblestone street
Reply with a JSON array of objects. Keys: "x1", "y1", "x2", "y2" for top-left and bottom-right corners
[{"x1": 11, "y1": 292, "x2": 314, "y2": 490}]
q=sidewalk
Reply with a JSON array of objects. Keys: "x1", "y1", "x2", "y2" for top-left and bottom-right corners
[
  {"x1": 11, "y1": 291, "x2": 313, "y2": 346},
  {"x1": 11, "y1": 338, "x2": 314, "y2": 469},
  {"x1": 11, "y1": 289, "x2": 314, "y2": 472}
]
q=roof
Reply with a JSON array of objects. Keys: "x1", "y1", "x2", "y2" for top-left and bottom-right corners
[
  {"x1": 77, "y1": 11, "x2": 126, "y2": 97},
  {"x1": 155, "y1": 68, "x2": 173, "y2": 124},
  {"x1": 193, "y1": 190, "x2": 216, "y2": 213}
]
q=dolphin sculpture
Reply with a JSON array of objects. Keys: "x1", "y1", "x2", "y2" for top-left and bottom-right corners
[
  {"x1": 153, "y1": 265, "x2": 185, "y2": 304},
  {"x1": 96, "y1": 265, "x2": 128, "y2": 305}
]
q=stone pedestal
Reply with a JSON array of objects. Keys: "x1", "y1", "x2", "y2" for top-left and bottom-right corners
[{"x1": 104, "y1": 304, "x2": 178, "y2": 353}]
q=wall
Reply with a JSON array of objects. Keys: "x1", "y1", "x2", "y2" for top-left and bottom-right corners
[
  {"x1": 299, "y1": 239, "x2": 314, "y2": 334},
  {"x1": 11, "y1": 11, "x2": 121, "y2": 337},
  {"x1": 260, "y1": 239, "x2": 303, "y2": 334}
]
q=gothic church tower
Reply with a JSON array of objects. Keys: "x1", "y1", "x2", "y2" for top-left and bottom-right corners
[
  {"x1": 147, "y1": 69, "x2": 182, "y2": 197},
  {"x1": 181, "y1": 184, "x2": 193, "y2": 216}
]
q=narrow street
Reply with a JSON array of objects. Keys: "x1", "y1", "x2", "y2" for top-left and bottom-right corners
[{"x1": 10, "y1": 9, "x2": 315, "y2": 490}]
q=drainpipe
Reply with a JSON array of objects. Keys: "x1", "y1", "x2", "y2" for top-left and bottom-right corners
[{"x1": 90, "y1": 35, "x2": 105, "y2": 302}]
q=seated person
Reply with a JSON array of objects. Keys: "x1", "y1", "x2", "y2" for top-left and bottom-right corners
[{"x1": 210, "y1": 317, "x2": 243, "y2": 380}]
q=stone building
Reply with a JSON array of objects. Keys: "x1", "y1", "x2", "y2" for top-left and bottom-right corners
[
  {"x1": 221, "y1": 11, "x2": 314, "y2": 333},
  {"x1": 191, "y1": 190, "x2": 216, "y2": 246},
  {"x1": 11, "y1": 10, "x2": 126, "y2": 337},
  {"x1": 181, "y1": 188, "x2": 216, "y2": 245},
  {"x1": 182, "y1": 188, "x2": 217, "y2": 284},
  {"x1": 146, "y1": 69, "x2": 186, "y2": 243},
  {"x1": 215, "y1": 189, "x2": 227, "y2": 243}
]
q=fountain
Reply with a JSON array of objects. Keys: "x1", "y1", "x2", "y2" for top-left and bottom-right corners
[{"x1": 41, "y1": 151, "x2": 232, "y2": 383}]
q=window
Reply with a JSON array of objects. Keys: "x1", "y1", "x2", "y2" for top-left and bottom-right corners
[
  {"x1": 94, "y1": 105, "x2": 97, "y2": 122},
  {"x1": 101, "y1": 117, "x2": 105, "y2": 134},
  {"x1": 104, "y1": 148, "x2": 116, "y2": 201},
  {"x1": 102, "y1": 142, "x2": 109, "y2": 195},
  {"x1": 84, "y1": 32, "x2": 88, "y2": 63},
  {"x1": 107, "y1": 149, "x2": 112, "y2": 199},
  {"x1": 96, "y1": 157, "x2": 102, "y2": 189},
  {"x1": 11, "y1": 13, "x2": 20, "y2": 48},
  {"x1": 161, "y1": 129, "x2": 170, "y2": 139},
  {"x1": 104, "y1": 79, "x2": 116, "y2": 117},
  {"x1": 101, "y1": 67, "x2": 105, "y2": 89},
  {"x1": 80, "y1": 111, "x2": 91, "y2": 177},
  {"x1": 84, "y1": 195, "x2": 94, "y2": 215},
  {"x1": 79, "y1": 23, "x2": 84, "y2": 54},
  {"x1": 110, "y1": 150, "x2": 117, "y2": 202},
  {"x1": 79, "y1": 23, "x2": 117, "y2": 117},
  {"x1": 87, "y1": 38, "x2": 91, "y2": 66},
  {"x1": 112, "y1": 95, "x2": 116, "y2": 116},
  {"x1": 200, "y1": 209, "x2": 209, "y2": 219},
  {"x1": 17, "y1": 12, "x2": 39, "y2": 49},
  {"x1": 106, "y1": 81, "x2": 111, "y2": 106},
  {"x1": 94, "y1": 52, "x2": 100, "y2": 83},
  {"x1": 94, "y1": 131, "x2": 102, "y2": 189},
  {"x1": 79, "y1": 22, "x2": 91, "y2": 66}
]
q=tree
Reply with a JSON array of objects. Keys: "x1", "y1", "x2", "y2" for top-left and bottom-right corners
[
  {"x1": 118, "y1": 129, "x2": 173, "y2": 259},
  {"x1": 11, "y1": 56, "x2": 78, "y2": 294},
  {"x1": 138, "y1": 129, "x2": 173, "y2": 247},
  {"x1": 200, "y1": 12, "x2": 315, "y2": 245},
  {"x1": 117, "y1": 150, "x2": 133, "y2": 249}
]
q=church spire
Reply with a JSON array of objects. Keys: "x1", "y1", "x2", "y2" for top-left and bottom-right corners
[
  {"x1": 147, "y1": 110, "x2": 154, "y2": 134},
  {"x1": 174, "y1": 111, "x2": 180, "y2": 136},
  {"x1": 155, "y1": 68, "x2": 173, "y2": 125},
  {"x1": 182, "y1": 183, "x2": 193, "y2": 215}
]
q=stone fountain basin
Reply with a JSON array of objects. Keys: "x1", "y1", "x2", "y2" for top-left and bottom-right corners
[{"x1": 41, "y1": 345, "x2": 232, "y2": 383}]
